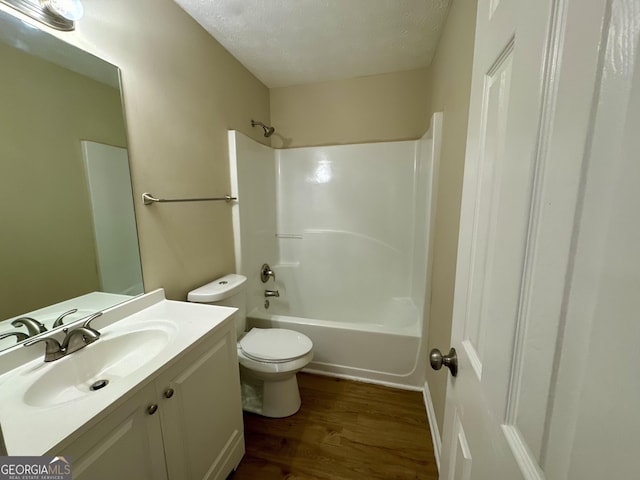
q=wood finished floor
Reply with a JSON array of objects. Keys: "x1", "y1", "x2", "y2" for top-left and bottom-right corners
[{"x1": 231, "y1": 373, "x2": 438, "y2": 480}]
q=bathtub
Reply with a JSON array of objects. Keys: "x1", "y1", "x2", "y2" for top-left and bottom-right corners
[{"x1": 247, "y1": 299, "x2": 426, "y2": 389}]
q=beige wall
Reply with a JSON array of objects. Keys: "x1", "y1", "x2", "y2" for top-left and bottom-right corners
[
  {"x1": 426, "y1": 0, "x2": 478, "y2": 436},
  {"x1": 14, "y1": 0, "x2": 271, "y2": 301},
  {"x1": 270, "y1": 68, "x2": 431, "y2": 147},
  {"x1": 0, "y1": 42, "x2": 126, "y2": 318}
]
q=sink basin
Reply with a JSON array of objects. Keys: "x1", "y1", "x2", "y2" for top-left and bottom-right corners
[{"x1": 23, "y1": 326, "x2": 174, "y2": 407}]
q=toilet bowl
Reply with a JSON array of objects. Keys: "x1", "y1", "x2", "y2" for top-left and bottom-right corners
[{"x1": 188, "y1": 274, "x2": 313, "y2": 418}]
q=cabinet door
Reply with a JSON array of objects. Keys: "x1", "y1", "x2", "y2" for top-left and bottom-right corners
[
  {"x1": 158, "y1": 325, "x2": 244, "y2": 480},
  {"x1": 61, "y1": 384, "x2": 167, "y2": 480}
]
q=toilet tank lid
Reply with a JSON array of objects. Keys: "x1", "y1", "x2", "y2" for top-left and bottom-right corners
[{"x1": 187, "y1": 274, "x2": 247, "y2": 303}]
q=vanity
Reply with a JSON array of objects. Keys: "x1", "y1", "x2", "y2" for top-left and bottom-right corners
[{"x1": 0, "y1": 290, "x2": 245, "y2": 479}]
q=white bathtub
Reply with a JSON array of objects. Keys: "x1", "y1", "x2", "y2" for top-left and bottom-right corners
[{"x1": 247, "y1": 302, "x2": 426, "y2": 389}]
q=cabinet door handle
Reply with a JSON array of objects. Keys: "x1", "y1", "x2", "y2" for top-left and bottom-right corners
[
  {"x1": 164, "y1": 388, "x2": 175, "y2": 399},
  {"x1": 147, "y1": 404, "x2": 158, "y2": 415}
]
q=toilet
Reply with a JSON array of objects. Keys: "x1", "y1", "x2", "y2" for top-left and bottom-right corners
[{"x1": 187, "y1": 273, "x2": 313, "y2": 418}]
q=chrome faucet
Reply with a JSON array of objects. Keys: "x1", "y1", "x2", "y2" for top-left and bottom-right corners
[
  {"x1": 11, "y1": 317, "x2": 46, "y2": 336},
  {"x1": 52, "y1": 308, "x2": 78, "y2": 328},
  {"x1": 61, "y1": 326, "x2": 100, "y2": 352},
  {"x1": 0, "y1": 331, "x2": 29, "y2": 343},
  {"x1": 25, "y1": 312, "x2": 102, "y2": 362},
  {"x1": 264, "y1": 289, "x2": 280, "y2": 298},
  {"x1": 261, "y1": 263, "x2": 276, "y2": 283}
]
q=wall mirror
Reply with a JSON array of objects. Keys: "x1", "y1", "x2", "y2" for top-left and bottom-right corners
[{"x1": 0, "y1": 9, "x2": 144, "y2": 354}]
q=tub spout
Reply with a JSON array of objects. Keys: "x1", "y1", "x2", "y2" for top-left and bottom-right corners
[{"x1": 264, "y1": 289, "x2": 280, "y2": 298}]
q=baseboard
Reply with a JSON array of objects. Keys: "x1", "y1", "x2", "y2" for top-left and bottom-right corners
[
  {"x1": 423, "y1": 381, "x2": 441, "y2": 472},
  {"x1": 302, "y1": 367, "x2": 422, "y2": 392}
]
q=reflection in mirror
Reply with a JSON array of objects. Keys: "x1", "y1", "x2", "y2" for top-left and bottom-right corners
[{"x1": 0, "y1": 9, "x2": 143, "y2": 352}]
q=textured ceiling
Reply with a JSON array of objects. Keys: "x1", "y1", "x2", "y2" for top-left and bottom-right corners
[{"x1": 173, "y1": 0, "x2": 451, "y2": 88}]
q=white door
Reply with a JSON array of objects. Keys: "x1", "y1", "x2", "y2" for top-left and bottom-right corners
[{"x1": 438, "y1": 0, "x2": 640, "y2": 478}]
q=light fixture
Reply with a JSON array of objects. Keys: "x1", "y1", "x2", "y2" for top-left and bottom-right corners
[{"x1": 0, "y1": 0, "x2": 83, "y2": 31}]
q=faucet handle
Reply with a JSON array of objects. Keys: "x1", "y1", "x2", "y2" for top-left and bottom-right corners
[
  {"x1": 0, "y1": 331, "x2": 29, "y2": 343},
  {"x1": 82, "y1": 312, "x2": 103, "y2": 330},
  {"x1": 52, "y1": 309, "x2": 78, "y2": 328},
  {"x1": 261, "y1": 263, "x2": 276, "y2": 283}
]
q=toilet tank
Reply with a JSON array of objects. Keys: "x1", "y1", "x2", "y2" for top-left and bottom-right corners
[{"x1": 187, "y1": 274, "x2": 247, "y2": 337}]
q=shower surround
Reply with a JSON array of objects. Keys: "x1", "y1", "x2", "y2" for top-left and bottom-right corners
[{"x1": 229, "y1": 114, "x2": 441, "y2": 388}]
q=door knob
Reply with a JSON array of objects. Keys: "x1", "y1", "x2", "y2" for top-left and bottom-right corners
[{"x1": 430, "y1": 347, "x2": 458, "y2": 377}]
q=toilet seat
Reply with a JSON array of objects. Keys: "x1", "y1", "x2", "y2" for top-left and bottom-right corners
[{"x1": 239, "y1": 328, "x2": 312, "y2": 363}]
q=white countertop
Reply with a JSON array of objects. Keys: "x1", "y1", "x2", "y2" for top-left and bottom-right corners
[{"x1": 0, "y1": 289, "x2": 237, "y2": 455}]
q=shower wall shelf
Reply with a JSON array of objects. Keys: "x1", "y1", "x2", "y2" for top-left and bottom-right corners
[
  {"x1": 142, "y1": 192, "x2": 237, "y2": 205},
  {"x1": 275, "y1": 233, "x2": 303, "y2": 239}
]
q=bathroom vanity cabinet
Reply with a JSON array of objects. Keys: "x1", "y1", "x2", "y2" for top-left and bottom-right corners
[{"x1": 55, "y1": 321, "x2": 244, "y2": 480}]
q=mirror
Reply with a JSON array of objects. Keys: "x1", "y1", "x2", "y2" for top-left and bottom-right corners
[{"x1": 0, "y1": 10, "x2": 144, "y2": 353}]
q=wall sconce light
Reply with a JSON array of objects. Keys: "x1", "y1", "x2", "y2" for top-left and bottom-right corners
[{"x1": 0, "y1": 0, "x2": 83, "y2": 31}]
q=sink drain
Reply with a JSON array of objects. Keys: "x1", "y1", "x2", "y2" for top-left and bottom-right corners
[{"x1": 90, "y1": 379, "x2": 109, "y2": 391}]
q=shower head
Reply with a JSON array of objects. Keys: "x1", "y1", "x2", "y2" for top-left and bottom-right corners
[{"x1": 251, "y1": 119, "x2": 275, "y2": 138}]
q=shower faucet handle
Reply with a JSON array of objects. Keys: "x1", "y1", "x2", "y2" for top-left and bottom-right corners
[{"x1": 261, "y1": 263, "x2": 276, "y2": 283}]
